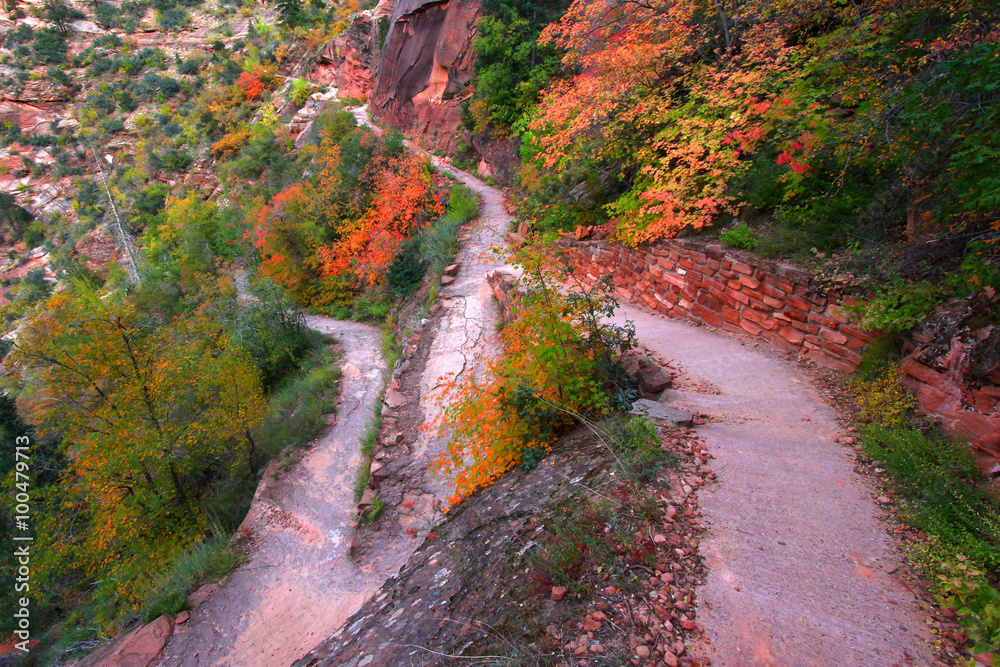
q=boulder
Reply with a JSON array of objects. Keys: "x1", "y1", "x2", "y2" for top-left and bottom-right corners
[
  {"x1": 638, "y1": 366, "x2": 672, "y2": 394},
  {"x1": 384, "y1": 388, "x2": 406, "y2": 409},
  {"x1": 80, "y1": 614, "x2": 173, "y2": 667}
]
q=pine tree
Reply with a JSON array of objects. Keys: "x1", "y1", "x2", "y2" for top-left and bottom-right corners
[{"x1": 275, "y1": 0, "x2": 302, "y2": 26}]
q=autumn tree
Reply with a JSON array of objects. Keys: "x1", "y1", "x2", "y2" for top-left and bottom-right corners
[
  {"x1": 316, "y1": 152, "x2": 442, "y2": 284},
  {"x1": 13, "y1": 288, "x2": 266, "y2": 618},
  {"x1": 432, "y1": 238, "x2": 635, "y2": 504}
]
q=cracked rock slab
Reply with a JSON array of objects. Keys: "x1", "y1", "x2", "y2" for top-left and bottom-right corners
[{"x1": 631, "y1": 398, "x2": 694, "y2": 427}]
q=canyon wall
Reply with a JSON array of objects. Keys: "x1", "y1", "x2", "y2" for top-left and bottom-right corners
[
  {"x1": 370, "y1": 0, "x2": 479, "y2": 152},
  {"x1": 557, "y1": 234, "x2": 1000, "y2": 478},
  {"x1": 307, "y1": 1, "x2": 394, "y2": 100}
]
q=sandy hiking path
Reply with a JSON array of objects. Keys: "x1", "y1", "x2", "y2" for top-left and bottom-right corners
[{"x1": 615, "y1": 305, "x2": 932, "y2": 666}]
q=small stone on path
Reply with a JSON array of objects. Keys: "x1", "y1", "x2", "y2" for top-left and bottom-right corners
[{"x1": 630, "y1": 399, "x2": 693, "y2": 427}]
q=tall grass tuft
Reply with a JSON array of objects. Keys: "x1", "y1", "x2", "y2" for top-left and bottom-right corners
[
  {"x1": 419, "y1": 184, "x2": 478, "y2": 277},
  {"x1": 141, "y1": 532, "x2": 243, "y2": 622}
]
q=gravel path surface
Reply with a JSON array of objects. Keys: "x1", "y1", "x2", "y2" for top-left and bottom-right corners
[{"x1": 613, "y1": 305, "x2": 932, "y2": 666}]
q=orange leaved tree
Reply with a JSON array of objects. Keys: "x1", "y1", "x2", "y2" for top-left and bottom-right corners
[
  {"x1": 316, "y1": 152, "x2": 442, "y2": 285},
  {"x1": 430, "y1": 239, "x2": 636, "y2": 504}
]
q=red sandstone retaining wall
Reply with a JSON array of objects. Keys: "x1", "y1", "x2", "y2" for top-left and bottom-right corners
[
  {"x1": 558, "y1": 237, "x2": 874, "y2": 372},
  {"x1": 556, "y1": 235, "x2": 1000, "y2": 478}
]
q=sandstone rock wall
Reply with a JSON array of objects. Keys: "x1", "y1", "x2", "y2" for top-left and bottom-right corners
[
  {"x1": 899, "y1": 294, "x2": 1000, "y2": 477},
  {"x1": 558, "y1": 236, "x2": 873, "y2": 372},
  {"x1": 557, "y1": 235, "x2": 1000, "y2": 478},
  {"x1": 370, "y1": 0, "x2": 479, "y2": 152},
  {"x1": 307, "y1": 8, "x2": 388, "y2": 100}
]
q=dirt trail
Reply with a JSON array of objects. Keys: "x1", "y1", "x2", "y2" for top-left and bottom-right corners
[
  {"x1": 388, "y1": 131, "x2": 932, "y2": 663},
  {"x1": 158, "y1": 317, "x2": 397, "y2": 666},
  {"x1": 424, "y1": 151, "x2": 931, "y2": 664},
  {"x1": 156, "y1": 104, "x2": 933, "y2": 666},
  {"x1": 157, "y1": 107, "x2": 512, "y2": 666},
  {"x1": 613, "y1": 306, "x2": 932, "y2": 666},
  {"x1": 352, "y1": 103, "x2": 514, "y2": 502}
]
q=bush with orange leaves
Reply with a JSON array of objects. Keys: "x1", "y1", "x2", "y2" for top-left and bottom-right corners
[
  {"x1": 430, "y1": 239, "x2": 637, "y2": 505},
  {"x1": 316, "y1": 152, "x2": 442, "y2": 286}
]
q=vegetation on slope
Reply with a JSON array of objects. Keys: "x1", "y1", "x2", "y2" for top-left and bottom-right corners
[
  {"x1": 852, "y1": 360, "x2": 1000, "y2": 661},
  {"x1": 468, "y1": 0, "x2": 1000, "y2": 318},
  {"x1": 0, "y1": 0, "x2": 473, "y2": 660}
]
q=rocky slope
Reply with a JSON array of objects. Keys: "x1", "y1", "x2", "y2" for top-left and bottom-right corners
[{"x1": 900, "y1": 291, "x2": 1000, "y2": 477}]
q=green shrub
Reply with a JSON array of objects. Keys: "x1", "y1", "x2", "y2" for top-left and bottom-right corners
[
  {"x1": 94, "y1": 3, "x2": 119, "y2": 29},
  {"x1": 32, "y1": 28, "x2": 67, "y2": 64},
  {"x1": 178, "y1": 57, "x2": 202, "y2": 76},
  {"x1": 856, "y1": 335, "x2": 904, "y2": 382},
  {"x1": 160, "y1": 147, "x2": 193, "y2": 172},
  {"x1": 850, "y1": 280, "x2": 942, "y2": 334},
  {"x1": 142, "y1": 534, "x2": 242, "y2": 623},
  {"x1": 417, "y1": 184, "x2": 479, "y2": 276},
  {"x1": 719, "y1": 221, "x2": 759, "y2": 250},
  {"x1": 526, "y1": 486, "x2": 660, "y2": 593},
  {"x1": 601, "y1": 414, "x2": 672, "y2": 483},
  {"x1": 936, "y1": 557, "x2": 1000, "y2": 658},
  {"x1": 100, "y1": 118, "x2": 126, "y2": 135},
  {"x1": 360, "y1": 493, "x2": 385, "y2": 523},
  {"x1": 386, "y1": 248, "x2": 425, "y2": 293},
  {"x1": 862, "y1": 424, "x2": 1000, "y2": 570},
  {"x1": 354, "y1": 411, "x2": 381, "y2": 501},
  {"x1": 159, "y1": 7, "x2": 188, "y2": 31},
  {"x1": 378, "y1": 15, "x2": 390, "y2": 48},
  {"x1": 290, "y1": 78, "x2": 311, "y2": 106},
  {"x1": 351, "y1": 295, "x2": 391, "y2": 321},
  {"x1": 4, "y1": 24, "x2": 34, "y2": 49}
]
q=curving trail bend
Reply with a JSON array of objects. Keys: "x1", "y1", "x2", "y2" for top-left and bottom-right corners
[
  {"x1": 157, "y1": 317, "x2": 398, "y2": 667},
  {"x1": 156, "y1": 106, "x2": 513, "y2": 667}
]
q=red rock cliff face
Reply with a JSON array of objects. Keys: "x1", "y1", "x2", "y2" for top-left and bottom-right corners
[
  {"x1": 371, "y1": 0, "x2": 480, "y2": 151},
  {"x1": 308, "y1": 1, "x2": 395, "y2": 100}
]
